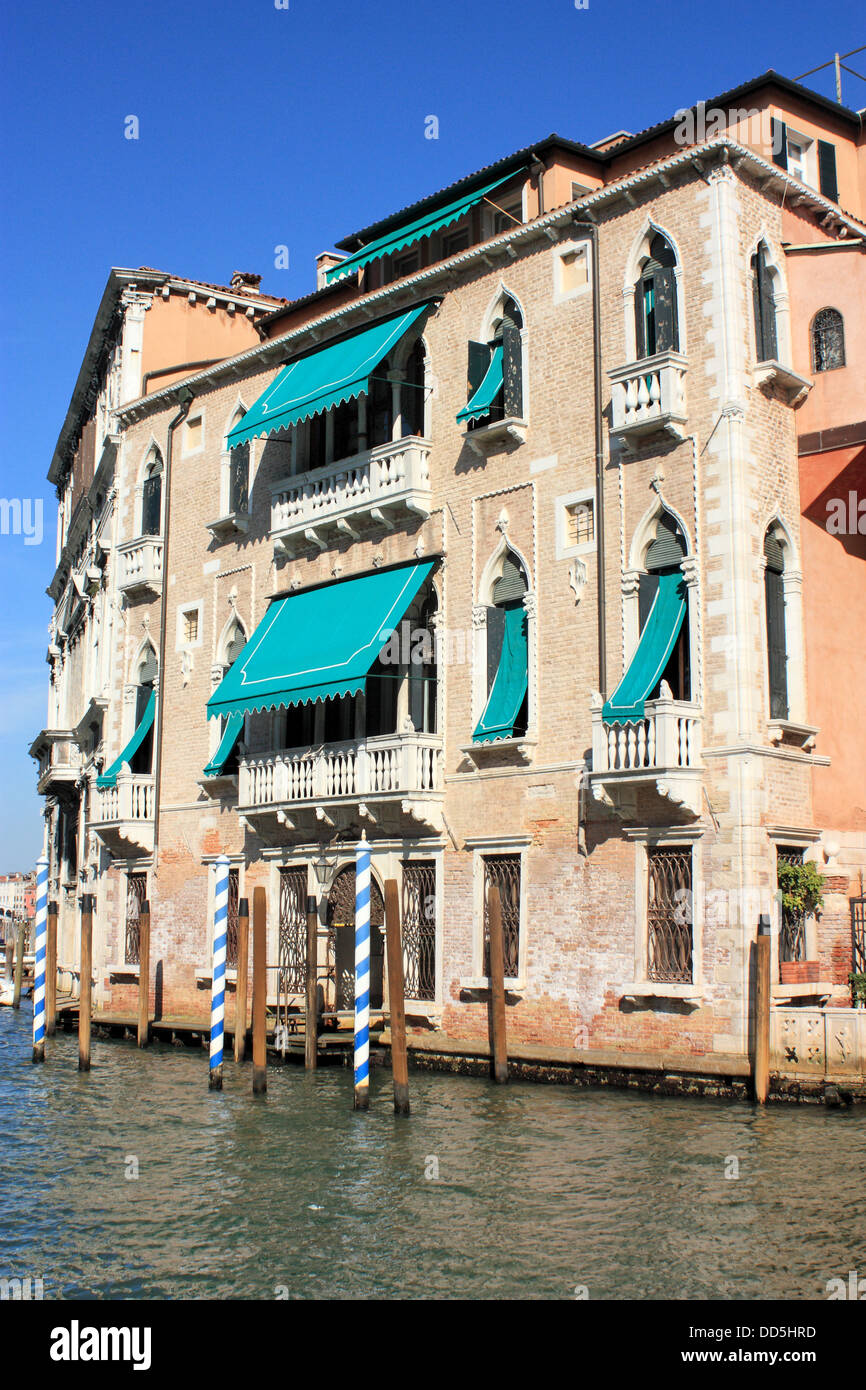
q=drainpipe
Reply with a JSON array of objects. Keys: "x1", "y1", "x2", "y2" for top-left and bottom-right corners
[
  {"x1": 529, "y1": 152, "x2": 546, "y2": 216},
  {"x1": 151, "y1": 386, "x2": 194, "y2": 875},
  {"x1": 573, "y1": 216, "x2": 607, "y2": 694}
]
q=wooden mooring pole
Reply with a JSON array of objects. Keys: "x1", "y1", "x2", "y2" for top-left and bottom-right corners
[
  {"x1": 384, "y1": 879, "x2": 410, "y2": 1116},
  {"x1": 487, "y1": 884, "x2": 508, "y2": 1084},
  {"x1": 234, "y1": 897, "x2": 249, "y2": 1063},
  {"x1": 12, "y1": 922, "x2": 25, "y2": 1008},
  {"x1": 79, "y1": 895, "x2": 93, "y2": 1072},
  {"x1": 252, "y1": 886, "x2": 267, "y2": 1095},
  {"x1": 46, "y1": 901, "x2": 58, "y2": 1037},
  {"x1": 305, "y1": 894, "x2": 318, "y2": 1071},
  {"x1": 137, "y1": 901, "x2": 151, "y2": 1048},
  {"x1": 3, "y1": 934, "x2": 13, "y2": 990},
  {"x1": 754, "y1": 916, "x2": 772, "y2": 1104}
]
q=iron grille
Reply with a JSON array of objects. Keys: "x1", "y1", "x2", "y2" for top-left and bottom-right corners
[
  {"x1": 226, "y1": 868, "x2": 239, "y2": 968},
  {"x1": 278, "y1": 867, "x2": 307, "y2": 996},
  {"x1": 483, "y1": 854, "x2": 521, "y2": 979},
  {"x1": 327, "y1": 867, "x2": 384, "y2": 1010},
  {"x1": 850, "y1": 896, "x2": 865, "y2": 975},
  {"x1": 777, "y1": 848, "x2": 807, "y2": 963},
  {"x1": 647, "y1": 847, "x2": 693, "y2": 983},
  {"x1": 229, "y1": 446, "x2": 249, "y2": 514},
  {"x1": 812, "y1": 308, "x2": 845, "y2": 373},
  {"x1": 125, "y1": 873, "x2": 147, "y2": 966},
  {"x1": 401, "y1": 861, "x2": 436, "y2": 1001}
]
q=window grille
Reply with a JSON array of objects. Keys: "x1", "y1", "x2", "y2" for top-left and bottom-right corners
[
  {"x1": 811, "y1": 308, "x2": 845, "y2": 373},
  {"x1": 125, "y1": 873, "x2": 147, "y2": 966},
  {"x1": 647, "y1": 847, "x2": 693, "y2": 983},
  {"x1": 401, "y1": 861, "x2": 436, "y2": 1000},
  {"x1": 483, "y1": 854, "x2": 521, "y2": 978}
]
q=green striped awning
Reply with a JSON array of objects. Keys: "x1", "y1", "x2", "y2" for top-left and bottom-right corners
[
  {"x1": 96, "y1": 690, "x2": 156, "y2": 788},
  {"x1": 457, "y1": 343, "x2": 504, "y2": 425},
  {"x1": 326, "y1": 174, "x2": 519, "y2": 284},
  {"x1": 473, "y1": 604, "x2": 528, "y2": 744},
  {"x1": 602, "y1": 571, "x2": 687, "y2": 724},
  {"x1": 207, "y1": 561, "x2": 435, "y2": 722},
  {"x1": 225, "y1": 304, "x2": 432, "y2": 450},
  {"x1": 203, "y1": 710, "x2": 245, "y2": 779}
]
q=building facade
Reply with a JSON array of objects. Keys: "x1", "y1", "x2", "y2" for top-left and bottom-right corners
[{"x1": 33, "y1": 73, "x2": 866, "y2": 1083}]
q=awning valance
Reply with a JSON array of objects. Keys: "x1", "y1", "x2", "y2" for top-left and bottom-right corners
[
  {"x1": 602, "y1": 571, "x2": 687, "y2": 724},
  {"x1": 326, "y1": 174, "x2": 519, "y2": 285},
  {"x1": 225, "y1": 304, "x2": 432, "y2": 450},
  {"x1": 457, "y1": 343, "x2": 504, "y2": 425},
  {"x1": 203, "y1": 710, "x2": 245, "y2": 779},
  {"x1": 207, "y1": 560, "x2": 435, "y2": 722},
  {"x1": 96, "y1": 690, "x2": 156, "y2": 788},
  {"x1": 473, "y1": 604, "x2": 528, "y2": 744}
]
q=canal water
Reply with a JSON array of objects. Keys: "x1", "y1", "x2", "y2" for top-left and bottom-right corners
[{"x1": 1, "y1": 1006, "x2": 862, "y2": 1300}]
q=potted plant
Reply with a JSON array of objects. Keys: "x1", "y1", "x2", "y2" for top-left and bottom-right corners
[
  {"x1": 849, "y1": 971, "x2": 866, "y2": 1008},
  {"x1": 777, "y1": 859, "x2": 825, "y2": 984}
]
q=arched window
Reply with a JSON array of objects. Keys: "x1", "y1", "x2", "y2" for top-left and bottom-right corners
[
  {"x1": 227, "y1": 412, "x2": 249, "y2": 515},
  {"x1": 641, "y1": 511, "x2": 690, "y2": 701},
  {"x1": 462, "y1": 295, "x2": 524, "y2": 430},
  {"x1": 635, "y1": 234, "x2": 679, "y2": 358},
  {"x1": 474, "y1": 547, "x2": 529, "y2": 743},
  {"x1": 811, "y1": 308, "x2": 845, "y2": 373},
  {"x1": 764, "y1": 529, "x2": 788, "y2": 719},
  {"x1": 141, "y1": 449, "x2": 163, "y2": 536},
  {"x1": 751, "y1": 244, "x2": 778, "y2": 363}
]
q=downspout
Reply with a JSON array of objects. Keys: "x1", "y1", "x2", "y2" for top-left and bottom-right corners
[
  {"x1": 151, "y1": 386, "x2": 194, "y2": 875},
  {"x1": 573, "y1": 216, "x2": 607, "y2": 694}
]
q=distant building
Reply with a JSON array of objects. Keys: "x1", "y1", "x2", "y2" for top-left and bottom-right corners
[{"x1": 31, "y1": 71, "x2": 866, "y2": 1085}]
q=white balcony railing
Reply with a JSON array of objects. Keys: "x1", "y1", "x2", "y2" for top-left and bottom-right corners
[
  {"x1": 93, "y1": 772, "x2": 155, "y2": 851},
  {"x1": 239, "y1": 733, "x2": 443, "y2": 811},
  {"x1": 271, "y1": 436, "x2": 431, "y2": 551},
  {"x1": 117, "y1": 537, "x2": 164, "y2": 594},
  {"x1": 591, "y1": 696, "x2": 702, "y2": 774},
  {"x1": 608, "y1": 351, "x2": 688, "y2": 444}
]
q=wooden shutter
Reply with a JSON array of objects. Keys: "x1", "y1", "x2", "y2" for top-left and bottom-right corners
[
  {"x1": 646, "y1": 513, "x2": 685, "y2": 569},
  {"x1": 486, "y1": 607, "x2": 505, "y2": 694},
  {"x1": 764, "y1": 565, "x2": 788, "y2": 719},
  {"x1": 638, "y1": 572, "x2": 660, "y2": 632},
  {"x1": 753, "y1": 250, "x2": 777, "y2": 362},
  {"x1": 501, "y1": 321, "x2": 523, "y2": 417},
  {"x1": 141, "y1": 474, "x2": 161, "y2": 536},
  {"x1": 467, "y1": 340, "x2": 492, "y2": 398},
  {"x1": 634, "y1": 284, "x2": 646, "y2": 359},
  {"x1": 818, "y1": 141, "x2": 838, "y2": 202},
  {"x1": 771, "y1": 118, "x2": 787, "y2": 170},
  {"x1": 653, "y1": 266, "x2": 678, "y2": 353}
]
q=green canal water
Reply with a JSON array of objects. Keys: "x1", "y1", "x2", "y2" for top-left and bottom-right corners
[{"x1": 0, "y1": 1005, "x2": 862, "y2": 1300}]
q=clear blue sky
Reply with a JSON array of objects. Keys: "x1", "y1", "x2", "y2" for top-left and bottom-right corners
[{"x1": 0, "y1": 0, "x2": 861, "y2": 871}]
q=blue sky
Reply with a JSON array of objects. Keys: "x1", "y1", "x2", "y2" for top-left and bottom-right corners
[{"x1": 0, "y1": 0, "x2": 860, "y2": 871}]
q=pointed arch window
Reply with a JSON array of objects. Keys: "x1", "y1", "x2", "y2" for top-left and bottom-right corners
[
  {"x1": 141, "y1": 449, "x2": 163, "y2": 536},
  {"x1": 635, "y1": 234, "x2": 679, "y2": 358},
  {"x1": 474, "y1": 549, "x2": 529, "y2": 743},
  {"x1": 640, "y1": 512, "x2": 690, "y2": 702},
  {"x1": 752, "y1": 244, "x2": 778, "y2": 363},
  {"x1": 811, "y1": 308, "x2": 845, "y2": 373},
  {"x1": 764, "y1": 529, "x2": 788, "y2": 720},
  {"x1": 204, "y1": 618, "x2": 248, "y2": 778},
  {"x1": 459, "y1": 296, "x2": 524, "y2": 428}
]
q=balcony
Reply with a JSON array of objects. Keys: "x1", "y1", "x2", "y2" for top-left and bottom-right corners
[
  {"x1": 238, "y1": 733, "x2": 443, "y2": 835},
  {"x1": 271, "y1": 436, "x2": 431, "y2": 556},
  {"x1": 117, "y1": 537, "x2": 163, "y2": 596},
  {"x1": 589, "y1": 694, "x2": 702, "y2": 817},
  {"x1": 608, "y1": 351, "x2": 688, "y2": 447},
  {"x1": 29, "y1": 730, "x2": 81, "y2": 794},
  {"x1": 92, "y1": 772, "x2": 155, "y2": 854}
]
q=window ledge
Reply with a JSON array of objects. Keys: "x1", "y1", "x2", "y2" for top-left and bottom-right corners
[
  {"x1": 767, "y1": 719, "x2": 818, "y2": 751},
  {"x1": 458, "y1": 975, "x2": 526, "y2": 996},
  {"x1": 463, "y1": 417, "x2": 527, "y2": 454},
  {"x1": 460, "y1": 735, "x2": 537, "y2": 766},
  {"x1": 753, "y1": 360, "x2": 812, "y2": 405},
  {"x1": 194, "y1": 967, "x2": 238, "y2": 985},
  {"x1": 104, "y1": 962, "x2": 140, "y2": 980},
  {"x1": 623, "y1": 982, "x2": 702, "y2": 1003},
  {"x1": 206, "y1": 512, "x2": 250, "y2": 541},
  {"x1": 771, "y1": 981, "x2": 834, "y2": 1003},
  {"x1": 197, "y1": 772, "x2": 239, "y2": 797}
]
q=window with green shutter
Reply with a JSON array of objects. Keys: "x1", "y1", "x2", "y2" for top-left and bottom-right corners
[
  {"x1": 764, "y1": 530, "x2": 788, "y2": 720},
  {"x1": 635, "y1": 234, "x2": 678, "y2": 359},
  {"x1": 751, "y1": 244, "x2": 778, "y2": 363}
]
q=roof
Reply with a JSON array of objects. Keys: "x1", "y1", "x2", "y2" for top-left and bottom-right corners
[{"x1": 135, "y1": 267, "x2": 288, "y2": 306}]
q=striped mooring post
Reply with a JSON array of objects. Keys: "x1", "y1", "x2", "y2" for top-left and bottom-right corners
[
  {"x1": 209, "y1": 855, "x2": 230, "y2": 1091},
  {"x1": 353, "y1": 832, "x2": 371, "y2": 1111},
  {"x1": 31, "y1": 856, "x2": 49, "y2": 1064}
]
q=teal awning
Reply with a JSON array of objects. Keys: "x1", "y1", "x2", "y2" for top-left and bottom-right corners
[
  {"x1": 225, "y1": 304, "x2": 431, "y2": 450},
  {"x1": 473, "y1": 605, "x2": 528, "y2": 744},
  {"x1": 326, "y1": 174, "x2": 518, "y2": 284},
  {"x1": 457, "y1": 343, "x2": 504, "y2": 425},
  {"x1": 96, "y1": 690, "x2": 156, "y2": 788},
  {"x1": 602, "y1": 571, "x2": 687, "y2": 724},
  {"x1": 203, "y1": 710, "x2": 245, "y2": 779},
  {"x1": 207, "y1": 560, "x2": 435, "y2": 721}
]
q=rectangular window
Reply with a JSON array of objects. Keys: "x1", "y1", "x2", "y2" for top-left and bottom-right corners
[
  {"x1": 401, "y1": 861, "x2": 436, "y2": 1001},
  {"x1": 184, "y1": 416, "x2": 203, "y2": 453},
  {"x1": 441, "y1": 226, "x2": 470, "y2": 258},
  {"x1": 483, "y1": 853, "x2": 521, "y2": 978},
  {"x1": 226, "y1": 868, "x2": 239, "y2": 968},
  {"x1": 125, "y1": 872, "x2": 147, "y2": 966},
  {"x1": 278, "y1": 866, "x2": 307, "y2": 996},
  {"x1": 560, "y1": 246, "x2": 588, "y2": 294},
  {"x1": 646, "y1": 847, "x2": 693, "y2": 983},
  {"x1": 490, "y1": 196, "x2": 523, "y2": 235},
  {"x1": 565, "y1": 498, "x2": 594, "y2": 547},
  {"x1": 392, "y1": 248, "x2": 421, "y2": 280},
  {"x1": 182, "y1": 609, "x2": 199, "y2": 645},
  {"x1": 777, "y1": 847, "x2": 807, "y2": 964}
]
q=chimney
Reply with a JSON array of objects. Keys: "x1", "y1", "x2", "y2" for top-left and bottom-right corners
[
  {"x1": 230, "y1": 271, "x2": 262, "y2": 295},
  {"x1": 316, "y1": 251, "x2": 347, "y2": 289}
]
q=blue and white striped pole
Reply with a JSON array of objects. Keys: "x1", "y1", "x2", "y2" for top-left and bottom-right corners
[
  {"x1": 209, "y1": 855, "x2": 230, "y2": 1091},
  {"x1": 32, "y1": 855, "x2": 49, "y2": 1064},
  {"x1": 353, "y1": 832, "x2": 371, "y2": 1111}
]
